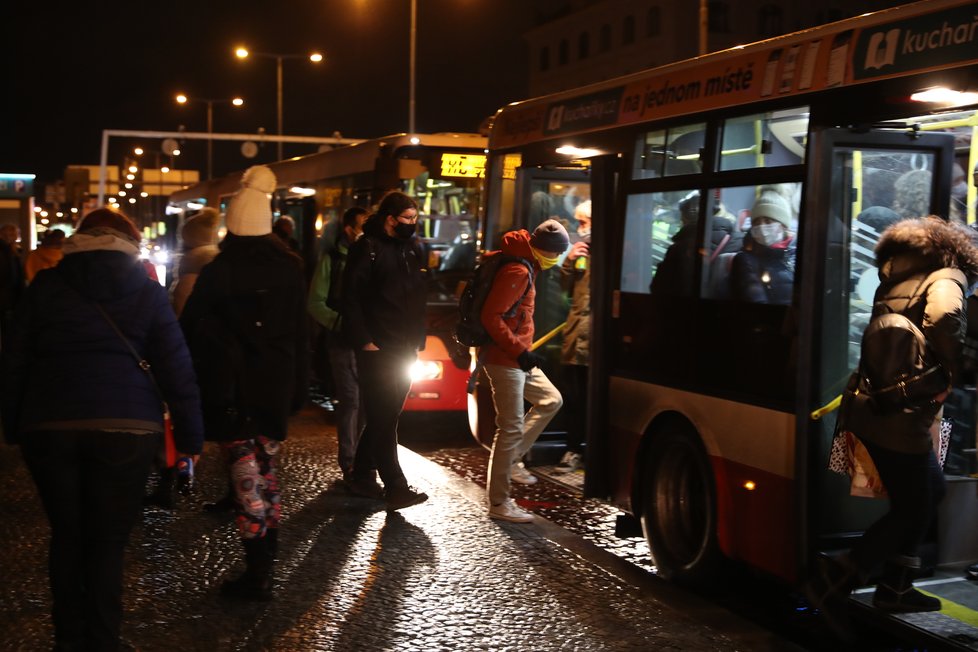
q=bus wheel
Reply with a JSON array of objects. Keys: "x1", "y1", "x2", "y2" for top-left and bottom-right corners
[{"x1": 640, "y1": 428, "x2": 720, "y2": 584}]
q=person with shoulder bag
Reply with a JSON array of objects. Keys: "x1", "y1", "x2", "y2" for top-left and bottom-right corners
[{"x1": 809, "y1": 216, "x2": 978, "y2": 620}]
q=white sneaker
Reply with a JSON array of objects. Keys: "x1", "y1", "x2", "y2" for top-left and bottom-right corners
[
  {"x1": 489, "y1": 498, "x2": 534, "y2": 523},
  {"x1": 555, "y1": 452, "x2": 583, "y2": 474},
  {"x1": 510, "y1": 462, "x2": 538, "y2": 485}
]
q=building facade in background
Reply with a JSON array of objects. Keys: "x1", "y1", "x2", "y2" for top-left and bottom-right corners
[{"x1": 525, "y1": 0, "x2": 908, "y2": 96}]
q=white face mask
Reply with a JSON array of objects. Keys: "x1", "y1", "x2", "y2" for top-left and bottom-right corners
[{"x1": 751, "y1": 222, "x2": 784, "y2": 247}]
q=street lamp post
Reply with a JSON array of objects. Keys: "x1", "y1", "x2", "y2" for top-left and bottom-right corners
[
  {"x1": 409, "y1": 0, "x2": 417, "y2": 134},
  {"x1": 235, "y1": 47, "x2": 323, "y2": 161},
  {"x1": 175, "y1": 94, "x2": 244, "y2": 179}
]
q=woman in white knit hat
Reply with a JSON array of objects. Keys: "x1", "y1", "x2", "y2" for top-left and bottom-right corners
[
  {"x1": 730, "y1": 189, "x2": 796, "y2": 305},
  {"x1": 180, "y1": 165, "x2": 308, "y2": 601}
]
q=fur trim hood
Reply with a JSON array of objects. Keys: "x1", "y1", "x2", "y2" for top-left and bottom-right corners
[{"x1": 875, "y1": 216, "x2": 978, "y2": 283}]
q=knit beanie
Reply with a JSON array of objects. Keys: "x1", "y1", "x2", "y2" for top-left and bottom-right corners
[
  {"x1": 77, "y1": 207, "x2": 142, "y2": 247},
  {"x1": 181, "y1": 207, "x2": 220, "y2": 249},
  {"x1": 530, "y1": 219, "x2": 570, "y2": 253},
  {"x1": 751, "y1": 192, "x2": 792, "y2": 229},
  {"x1": 225, "y1": 165, "x2": 276, "y2": 236}
]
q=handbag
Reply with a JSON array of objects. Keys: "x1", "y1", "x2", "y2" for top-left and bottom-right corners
[{"x1": 92, "y1": 303, "x2": 178, "y2": 467}]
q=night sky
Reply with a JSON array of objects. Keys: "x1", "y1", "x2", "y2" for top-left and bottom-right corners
[{"x1": 7, "y1": 0, "x2": 568, "y2": 184}]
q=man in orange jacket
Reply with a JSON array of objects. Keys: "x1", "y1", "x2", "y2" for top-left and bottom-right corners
[{"x1": 480, "y1": 219, "x2": 569, "y2": 523}]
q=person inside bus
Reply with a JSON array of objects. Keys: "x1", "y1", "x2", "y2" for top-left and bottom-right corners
[
  {"x1": 307, "y1": 206, "x2": 369, "y2": 485},
  {"x1": 892, "y1": 169, "x2": 933, "y2": 221},
  {"x1": 341, "y1": 191, "x2": 429, "y2": 511},
  {"x1": 809, "y1": 216, "x2": 978, "y2": 617},
  {"x1": 557, "y1": 200, "x2": 591, "y2": 474},
  {"x1": 273, "y1": 215, "x2": 301, "y2": 256},
  {"x1": 729, "y1": 190, "x2": 795, "y2": 305},
  {"x1": 481, "y1": 220, "x2": 568, "y2": 522},
  {"x1": 649, "y1": 190, "x2": 743, "y2": 296}
]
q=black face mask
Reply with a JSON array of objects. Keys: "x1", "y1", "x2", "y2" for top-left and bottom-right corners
[{"x1": 393, "y1": 221, "x2": 416, "y2": 239}]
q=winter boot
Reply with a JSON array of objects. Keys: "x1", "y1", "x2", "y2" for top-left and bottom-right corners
[
  {"x1": 873, "y1": 556, "x2": 941, "y2": 613},
  {"x1": 220, "y1": 537, "x2": 274, "y2": 602},
  {"x1": 143, "y1": 467, "x2": 175, "y2": 509}
]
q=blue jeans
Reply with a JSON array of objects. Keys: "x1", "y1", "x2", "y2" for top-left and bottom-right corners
[
  {"x1": 327, "y1": 339, "x2": 364, "y2": 475},
  {"x1": 851, "y1": 437, "x2": 946, "y2": 575},
  {"x1": 21, "y1": 430, "x2": 159, "y2": 651},
  {"x1": 353, "y1": 348, "x2": 415, "y2": 491}
]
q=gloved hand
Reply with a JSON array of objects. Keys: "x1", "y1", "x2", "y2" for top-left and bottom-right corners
[{"x1": 517, "y1": 349, "x2": 545, "y2": 372}]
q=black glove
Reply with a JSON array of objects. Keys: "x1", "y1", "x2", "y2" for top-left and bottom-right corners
[{"x1": 517, "y1": 350, "x2": 545, "y2": 372}]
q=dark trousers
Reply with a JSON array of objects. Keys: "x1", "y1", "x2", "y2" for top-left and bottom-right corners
[
  {"x1": 562, "y1": 363, "x2": 588, "y2": 455},
  {"x1": 21, "y1": 430, "x2": 159, "y2": 651},
  {"x1": 353, "y1": 348, "x2": 414, "y2": 491},
  {"x1": 327, "y1": 340, "x2": 365, "y2": 475},
  {"x1": 851, "y1": 438, "x2": 946, "y2": 574}
]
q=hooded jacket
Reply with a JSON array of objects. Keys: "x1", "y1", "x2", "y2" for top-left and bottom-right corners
[
  {"x1": 341, "y1": 213, "x2": 427, "y2": 353},
  {"x1": 1, "y1": 240, "x2": 204, "y2": 453},
  {"x1": 844, "y1": 217, "x2": 978, "y2": 454},
  {"x1": 480, "y1": 229, "x2": 538, "y2": 368}
]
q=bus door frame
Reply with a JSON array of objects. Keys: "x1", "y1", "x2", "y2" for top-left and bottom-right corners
[{"x1": 798, "y1": 126, "x2": 954, "y2": 575}]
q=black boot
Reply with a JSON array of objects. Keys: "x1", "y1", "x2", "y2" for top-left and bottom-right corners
[
  {"x1": 873, "y1": 557, "x2": 941, "y2": 613},
  {"x1": 143, "y1": 467, "x2": 175, "y2": 509},
  {"x1": 220, "y1": 537, "x2": 273, "y2": 601}
]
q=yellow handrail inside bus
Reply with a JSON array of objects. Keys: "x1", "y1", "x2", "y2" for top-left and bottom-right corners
[
  {"x1": 755, "y1": 119, "x2": 764, "y2": 169},
  {"x1": 810, "y1": 394, "x2": 842, "y2": 421},
  {"x1": 917, "y1": 112, "x2": 978, "y2": 224},
  {"x1": 852, "y1": 149, "x2": 863, "y2": 217},
  {"x1": 530, "y1": 322, "x2": 566, "y2": 352}
]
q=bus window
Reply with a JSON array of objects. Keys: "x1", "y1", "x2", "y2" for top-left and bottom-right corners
[
  {"x1": 620, "y1": 190, "x2": 686, "y2": 293},
  {"x1": 703, "y1": 183, "x2": 801, "y2": 303},
  {"x1": 719, "y1": 107, "x2": 809, "y2": 171},
  {"x1": 631, "y1": 122, "x2": 707, "y2": 180}
]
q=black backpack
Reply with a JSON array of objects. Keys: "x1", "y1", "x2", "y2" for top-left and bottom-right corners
[
  {"x1": 857, "y1": 271, "x2": 952, "y2": 412},
  {"x1": 454, "y1": 252, "x2": 534, "y2": 348}
]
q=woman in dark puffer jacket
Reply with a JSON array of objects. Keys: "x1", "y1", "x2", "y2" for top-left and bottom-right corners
[
  {"x1": 1, "y1": 208, "x2": 204, "y2": 651},
  {"x1": 809, "y1": 216, "x2": 978, "y2": 619}
]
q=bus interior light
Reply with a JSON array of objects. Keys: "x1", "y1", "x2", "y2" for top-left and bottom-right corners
[
  {"x1": 910, "y1": 87, "x2": 978, "y2": 107},
  {"x1": 743, "y1": 481, "x2": 756, "y2": 491},
  {"x1": 289, "y1": 186, "x2": 316, "y2": 197},
  {"x1": 556, "y1": 145, "x2": 601, "y2": 158}
]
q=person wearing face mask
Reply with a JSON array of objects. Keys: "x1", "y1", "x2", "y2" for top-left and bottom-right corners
[
  {"x1": 730, "y1": 191, "x2": 796, "y2": 305},
  {"x1": 341, "y1": 191, "x2": 429, "y2": 511},
  {"x1": 308, "y1": 206, "x2": 369, "y2": 485},
  {"x1": 480, "y1": 219, "x2": 569, "y2": 522}
]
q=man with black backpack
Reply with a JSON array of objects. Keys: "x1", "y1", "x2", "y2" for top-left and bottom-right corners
[{"x1": 480, "y1": 219, "x2": 569, "y2": 523}]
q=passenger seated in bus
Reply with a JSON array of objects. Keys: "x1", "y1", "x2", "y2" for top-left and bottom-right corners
[
  {"x1": 650, "y1": 190, "x2": 742, "y2": 296},
  {"x1": 729, "y1": 191, "x2": 795, "y2": 305}
]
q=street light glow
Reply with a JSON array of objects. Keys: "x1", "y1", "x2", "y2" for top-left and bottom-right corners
[
  {"x1": 235, "y1": 47, "x2": 249, "y2": 59},
  {"x1": 161, "y1": 166, "x2": 170, "y2": 173},
  {"x1": 176, "y1": 94, "x2": 188, "y2": 104},
  {"x1": 125, "y1": 183, "x2": 133, "y2": 189},
  {"x1": 128, "y1": 165, "x2": 138, "y2": 173},
  {"x1": 119, "y1": 191, "x2": 127, "y2": 197},
  {"x1": 134, "y1": 147, "x2": 144, "y2": 156},
  {"x1": 232, "y1": 97, "x2": 244, "y2": 106},
  {"x1": 140, "y1": 192, "x2": 149, "y2": 198},
  {"x1": 126, "y1": 174, "x2": 135, "y2": 181},
  {"x1": 128, "y1": 198, "x2": 136, "y2": 204},
  {"x1": 310, "y1": 52, "x2": 323, "y2": 63},
  {"x1": 33, "y1": 206, "x2": 42, "y2": 213},
  {"x1": 172, "y1": 149, "x2": 181, "y2": 156}
]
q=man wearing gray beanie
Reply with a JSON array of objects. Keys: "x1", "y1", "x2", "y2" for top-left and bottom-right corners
[{"x1": 480, "y1": 219, "x2": 569, "y2": 523}]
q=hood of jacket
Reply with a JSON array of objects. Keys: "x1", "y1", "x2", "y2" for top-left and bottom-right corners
[
  {"x1": 876, "y1": 217, "x2": 978, "y2": 284},
  {"x1": 57, "y1": 249, "x2": 148, "y2": 302},
  {"x1": 500, "y1": 229, "x2": 536, "y2": 263}
]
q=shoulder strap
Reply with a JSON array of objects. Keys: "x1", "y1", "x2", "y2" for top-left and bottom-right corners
[{"x1": 92, "y1": 302, "x2": 167, "y2": 409}]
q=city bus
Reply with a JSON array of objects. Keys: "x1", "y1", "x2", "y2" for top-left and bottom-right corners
[
  {"x1": 168, "y1": 133, "x2": 486, "y2": 414},
  {"x1": 480, "y1": 0, "x2": 978, "y2": 642}
]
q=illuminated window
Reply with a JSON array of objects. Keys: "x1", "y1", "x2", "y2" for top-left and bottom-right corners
[
  {"x1": 622, "y1": 15, "x2": 635, "y2": 45},
  {"x1": 632, "y1": 122, "x2": 707, "y2": 180}
]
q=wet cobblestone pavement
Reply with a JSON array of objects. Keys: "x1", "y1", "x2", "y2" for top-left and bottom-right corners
[{"x1": 0, "y1": 404, "x2": 800, "y2": 651}]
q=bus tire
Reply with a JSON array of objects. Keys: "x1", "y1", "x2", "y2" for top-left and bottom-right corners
[{"x1": 639, "y1": 426, "x2": 720, "y2": 584}]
